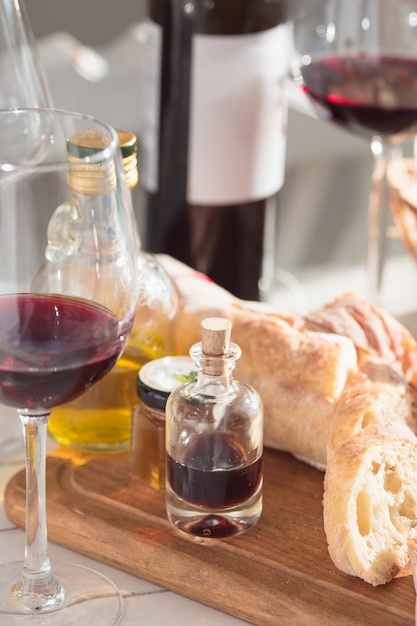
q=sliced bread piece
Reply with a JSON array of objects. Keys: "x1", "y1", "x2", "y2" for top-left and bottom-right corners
[{"x1": 323, "y1": 422, "x2": 417, "y2": 585}]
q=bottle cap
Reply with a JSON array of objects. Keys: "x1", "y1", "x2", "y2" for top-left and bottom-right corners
[
  {"x1": 67, "y1": 129, "x2": 111, "y2": 158},
  {"x1": 66, "y1": 129, "x2": 117, "y2": 195},
  {"x1": 117, "y1": 130, "x2": 138, "y2": 158},
  {"x1": 137, "y1": 356, "x2": 197, "y2": 410},
  {"x1": 117, "y1": 129, "x2": 138, "y2": 190}
]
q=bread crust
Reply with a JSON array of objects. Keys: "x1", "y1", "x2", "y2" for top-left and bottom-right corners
[
  {"x1": 303, "y1": 291, "x2": 417, "y2": 383},
  {"x1": 323, "y1": 423, "x2": 417, "y2": 585},
  {"x1": 328, "y1": 357, "x2": 417, "y2": 459}
]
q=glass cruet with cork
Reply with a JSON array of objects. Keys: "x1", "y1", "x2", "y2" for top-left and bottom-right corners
[{"x1": 165, "y1": 317, "x2": 264, "y2": 539}]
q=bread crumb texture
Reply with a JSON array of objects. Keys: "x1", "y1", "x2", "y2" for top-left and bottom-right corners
[{"x1": 324, "y1": 423, "x2": 417, "y2": 585}]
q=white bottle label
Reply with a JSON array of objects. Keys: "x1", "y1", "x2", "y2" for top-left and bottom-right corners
[
  {"x1": 140, "y1": 20, "x2": 292, "y2": 203},
  {"x1": 188, "y1": 24, "x2": 292, "y2": 205}
]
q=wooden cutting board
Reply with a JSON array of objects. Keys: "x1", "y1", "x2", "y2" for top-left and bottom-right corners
[{"x1": 4, "y1": 446, "x2": 416, "y2": 625}]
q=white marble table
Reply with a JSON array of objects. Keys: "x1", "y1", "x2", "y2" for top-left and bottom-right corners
[{"x1": 0, "y1": 404, "x2": 251, "y2": 626}]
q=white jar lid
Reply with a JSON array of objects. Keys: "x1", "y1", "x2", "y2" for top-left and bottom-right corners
[{"x1": 137, "y1": 356, "x2": 197, "y2": 409}]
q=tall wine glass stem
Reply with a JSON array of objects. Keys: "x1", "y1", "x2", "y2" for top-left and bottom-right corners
[
  {"x1": 367, "y1": 136, "x2": 392, "y2": 303},
  {"x1": 13, "y1": 412, "x2": 64, "y2": 612}
]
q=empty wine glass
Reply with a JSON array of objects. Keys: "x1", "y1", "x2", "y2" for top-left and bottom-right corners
[
  {"x1": 0, "y1": 0, "x2": 52, "y2": 109},
  {"x1": 291, "y1": 0, "x2": 417, "y2": 305},
  {"x1": 0, "y1": 108, "x2": 139, "y2": 624},
  {"x1": 0, "y1": 0, "x2": 53, "y2": 457}
]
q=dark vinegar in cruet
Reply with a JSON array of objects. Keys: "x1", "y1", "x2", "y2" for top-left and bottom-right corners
[{"x1": 167, "y1": 432, "x2": 263, "y2": 509}]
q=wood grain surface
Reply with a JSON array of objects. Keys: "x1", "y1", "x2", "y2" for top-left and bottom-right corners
[{"x1": 4, "y1": 447, "x2": 416, "y2": 625}]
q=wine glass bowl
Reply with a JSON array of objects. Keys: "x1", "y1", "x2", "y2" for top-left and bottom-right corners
[
  {"x1": 291, "y1": 0, "x2": 417, "y2": 304},
  {"x1": 291, "y1": 0, "x2": 417, "y2": 139},
  {"x1": 0, "y1": 108, "x2": 138, "y2": 624}
]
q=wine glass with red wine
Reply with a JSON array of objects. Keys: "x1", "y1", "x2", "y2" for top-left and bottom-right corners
[
  {"x1": 291, "y1": 0, "x2": 417, "y2": 302},
  {"x1": 0, "y1": 108, "x2": 138, "y2": 624}
]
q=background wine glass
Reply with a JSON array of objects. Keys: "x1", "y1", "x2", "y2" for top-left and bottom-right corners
[
  {"x1": 0, "y1": 0, "x2": 53, "y2": 457},
  {"x1": 0, "y1": 108, "x2": 138, "y2": 624},
  {"x1": 291, "y1": 0, "x2": 417, "y2": 306},
  {"x1": 0, "y1": 0, "x2": 52, "y2": 109}
]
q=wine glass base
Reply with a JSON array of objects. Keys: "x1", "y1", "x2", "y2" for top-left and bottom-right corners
[{"x1": 0, "y1": 561, "x2": 123, "y2": 625}]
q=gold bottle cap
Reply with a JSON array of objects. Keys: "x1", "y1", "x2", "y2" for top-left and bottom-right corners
[
  {"x1": 67, "y1": 129, "x2": 111, "y2": 158},
  {"x1": 67, "y1": 129, "x2": 116, "y2": 195},
  {"x1": 117, "y1": 129, "x2": 138, "y2": 190},
  {"x1": 117, "y1": 130, "x2": 137, "y2": 158}
]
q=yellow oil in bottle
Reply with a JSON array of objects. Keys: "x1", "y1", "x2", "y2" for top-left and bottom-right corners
[{"x1": 48, "y1": 330, "x2": 166, "y2": 452}]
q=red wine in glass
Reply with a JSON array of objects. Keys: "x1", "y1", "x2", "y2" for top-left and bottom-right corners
[
  {"x1": 299, "y1": 54, "x2": 417, "y2": 139},
  {"x1": 0, "y1": 293, "x2": 124, "y2": 410}
]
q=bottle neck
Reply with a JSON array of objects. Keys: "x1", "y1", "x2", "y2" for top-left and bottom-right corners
[
  {"x1": 190, "y1": 341, "x2": 241, "y2": 380},
  {"x1": 45, "y1": 183, "x2": 119, "y2": 264},
  {"x1": 195, "y1": 368, "x2": 235, "y2": 397}
]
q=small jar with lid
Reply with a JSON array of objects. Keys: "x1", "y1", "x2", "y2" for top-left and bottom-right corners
[{"x1": 130, "y1": 356, "x2": 197, "y2": 490}]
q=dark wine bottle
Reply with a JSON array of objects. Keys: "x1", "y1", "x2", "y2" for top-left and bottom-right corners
[{"x1": 139, "y1": 0, "x2": 291, "y2": 300}]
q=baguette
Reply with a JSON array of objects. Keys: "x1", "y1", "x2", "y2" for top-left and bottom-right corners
[
  {"x1": 157, "y1": 255, "x2": 358, "y2": 470},
  {"x1": 303, "y1": 290, "x2": 417, "y2": 382},
  {"x1": 219, "y1": 306, "x2": 357, "y2": 470},
  {"x1": 323, "y1": 423, "x2": 417, "y2": 586},
  {"x1": 328, "y1": 357, "x2": 417, "y2": 459}
]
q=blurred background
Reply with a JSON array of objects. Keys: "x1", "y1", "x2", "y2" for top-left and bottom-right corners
[
  {"x1": 26, "y1": 1, "x2": 373, "y2": 309},
  {"x1": 27, "y1": 1, "x2": 145, "y2": 46}
]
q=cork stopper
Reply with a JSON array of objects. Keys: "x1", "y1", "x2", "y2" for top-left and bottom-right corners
[
  {"x1": 190, "y1": 317, "x2": 240, "y2": 377},
  {"x1": 201, "y1": 317, "x2": 231, "y2": 356}
]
